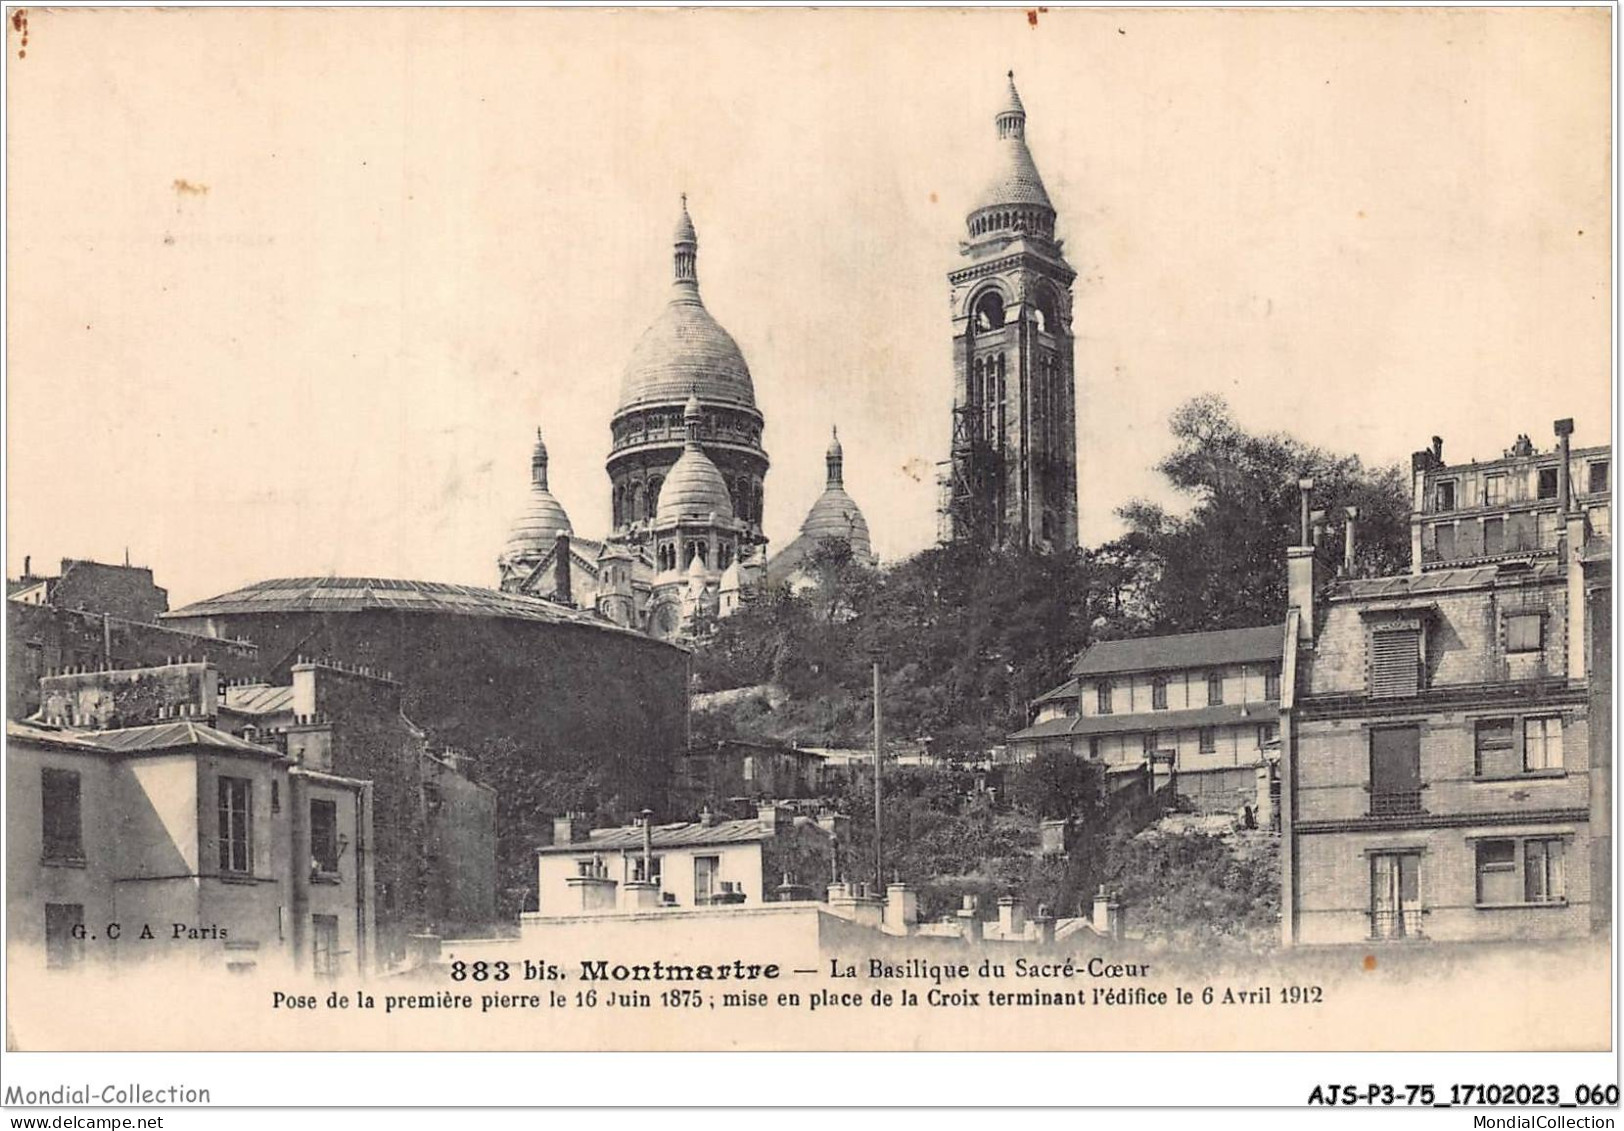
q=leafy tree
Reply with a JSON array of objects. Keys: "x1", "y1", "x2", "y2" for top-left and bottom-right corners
[{"x1": 1116, "y1": 394, "x2": 1409, "y2": 633}]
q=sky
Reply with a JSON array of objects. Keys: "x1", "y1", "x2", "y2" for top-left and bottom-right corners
[{"x1": 6, "y1": 7, "x2": 1612, "y2": 608}]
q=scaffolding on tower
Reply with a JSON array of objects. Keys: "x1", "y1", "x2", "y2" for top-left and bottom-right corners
[{"x1": 937, "y1": 402, "x2": 1002, "y2": 546}]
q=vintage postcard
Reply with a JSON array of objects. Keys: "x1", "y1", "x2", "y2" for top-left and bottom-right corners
[{"x1": 3, "y1": 3, "x2": 1615, "y2": 1072}]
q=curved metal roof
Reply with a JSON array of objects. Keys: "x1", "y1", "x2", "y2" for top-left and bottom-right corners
[{"x1": 164, "y1": 576, "x2": 654, "y2": 639}]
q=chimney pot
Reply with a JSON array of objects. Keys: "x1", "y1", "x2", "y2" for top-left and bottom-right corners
[{"x1": 1431, "y1": 435, "x2": 1444, "y2": 461}]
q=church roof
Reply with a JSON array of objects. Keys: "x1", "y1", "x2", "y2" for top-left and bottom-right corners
[
  {"x1": 655, "y1": 393, "x2": 736, "y2": 524},
  {"x1": 617, "y1": 200, "x2": 757, "y2": 414},
  {"x1": 501, "y1": 430, "x2": 574, "y2": 565},
  {"x1": 799, "y1": 486, "x2": 873, "y2": 560},
  {"x1": 973, "y1": 73, "x2": 1053, "y2": 214}
]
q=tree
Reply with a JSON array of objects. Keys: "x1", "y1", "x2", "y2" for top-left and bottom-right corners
[{"x1": 1116, "y1": 394, "x2": 1410, "y2": 633}]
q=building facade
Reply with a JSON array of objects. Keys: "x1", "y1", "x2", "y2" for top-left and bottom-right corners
[
  {"x1": 7, "y1": 719, "x2": 373, "y2": 980},
  {"x1": 943, "y1": 73, "x2": 1078, "y2": 552},
  {"x1": 31, "y1": 656, "x2": 497, "y2": 963},
  {"x1": 1281, "y1": 420, "x2": 1611, "y2": 946},
  {"x1": 1011, "y1": 625, "x2": 1284, "y2": 816},
  {"x1": 534, "y1": 808, "x2": 837, "y2": 915}
]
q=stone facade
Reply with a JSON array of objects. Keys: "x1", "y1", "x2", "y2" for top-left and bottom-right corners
[{"x1": 943, "y1": 74, "x2": 1078, "y2": 552}]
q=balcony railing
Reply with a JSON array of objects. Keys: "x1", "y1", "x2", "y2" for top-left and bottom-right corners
[
  {"x1": 1369, "y1": 908, "x2": 1424, "y2": 940},
  {"x1": 1369, "y1": 790, "x2": 1423, "y2": 817}
]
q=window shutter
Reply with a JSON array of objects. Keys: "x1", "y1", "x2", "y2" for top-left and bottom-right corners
[{"x1": 1371, "y1": 629, "x2": 1421, "y2": 698}]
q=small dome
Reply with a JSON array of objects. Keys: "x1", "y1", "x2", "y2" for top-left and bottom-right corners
[
  {"x1": 656, "y1": 447, "x2": 735, "y2": 524},
  {"x1": 501, "y1": 429, "x2": 573, "y2": 564},
  {"x1": 686, "y1": 554, "x2": 709, "y2": 579},
  {"x1": 800, "y1": 486, "x2": 873, "y2": 564}
]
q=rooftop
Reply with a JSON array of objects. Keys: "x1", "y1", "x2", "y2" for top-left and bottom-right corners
[
  {"x1": 8, "y1": 719, "x2": 283, "y2": 758},
  {"x1": 537, "y1": 817, "x2": 783, "y2": 855},
  {"x1": 164, "y1": 576, "x2": 655, "y2": 640},
  {"x1": 1071, "y1": 624, "x2": 1285, "y2": 677},
  {"x1": 1011, "y1": 701, "x2": 1279, "y2": 742},
  {"x1": 1332, "y1": 562, "x2": 1563, "y2": 602}
]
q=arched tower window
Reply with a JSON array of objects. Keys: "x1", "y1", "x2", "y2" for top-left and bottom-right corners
[
  {"x1": 973, "y1": 291, "x2": 1006, "y2": 332},
  {"x1": 752, "y1": 482, "x2": 763, "y2": 526},
  {"x1": 645, "y1": 476, "x2": 662, "y2": 519}
]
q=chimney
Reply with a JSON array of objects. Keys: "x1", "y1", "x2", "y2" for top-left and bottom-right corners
[
  {"x1": 640, "y1": 808, "x2": 654, "y2": 879},
  {"x1": 956, "y1": 894, "x2": 982, "y2": 944},
  {"x1": 698, "y1": 804, "x2": 715, "y2": 828},
  {"x1": 1555, "y1": 418, "x2": 1575, "y2": 515},
  {"x1": 757, "y1": 803, "x2": 782, "y2": 835},
  {"x1": 1032, "y1": 903, "x2": 1056, "y2": 946},
  {"x1": 997, "y1": 895, "x2": 1026, "y2": 940},
  {"x1": 1343, "y1": 506, "x2": 1359, "y2": 575},
  {"x1": 886, "y1": 883, "x2": 918, "y2": 932},
  {"x1": 554, "y1": 532, "x2": 572, "y2": 606},
  {"x1": 1310, "y1": 509, "x2": 1327, "y2": 550},
  {"x1": 1431, "y1": 435, "x2": 1443, "y2": 463},
  {"x1": 552, "y1": 814, "x2": 588, "y2": 845},
  {"x1": 22, "y1": 554, "x2": 30, "y2": 578},
  {"x1": 1092, "y1": 886, "x2": 1123, "y2": 940},
  {"x1": 1288, "y1": 478, "x2": 1318, "y2": 642}
]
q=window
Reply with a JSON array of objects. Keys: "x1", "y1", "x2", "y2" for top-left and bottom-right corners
[
  {"x1": 1482, "y1": 516, "x2": 1505, "y2": 555},
  {"x1": 1589, "y1": 461, "x2": 1609, "y2": 494},
  {"x1": 1523, "y1": 716, "x2": 1563, "y2": 771},
  {"x1": 1198, "y1": 728, "x2": 1216, "y2": 754},
  {"x1": 1474, "y1": 719, "x2": 1518, "y2": 778},
  {"x1": 1476, "y1": 840, "x2": 1518, "y2": 904},
  {"x1": 217, "y1": 776, "x2": 252, "y2": 874},
  {"x1": 973, "y1": 291, "x2": 1006, "y2": 331},
  {"x1": 1506, "y1": 613, "x2": 1542, "y2": 654},
  {"x1": 1206, "y1": 673, "x2": 1224, "y2": 706},
  {"x1": 312, "y1": 914, "x2": 340, "y2": 978},
  {"x1": 1087, "y1": 736, "x2": 1101, "y2": 760},
  {"x1": 631, "y1": 855, "x2": 662, "y2": 884},
  {"x1": 270, "y1": 780, "x2": 281, "y2": 814},
  {"x1": 1484, "y1": 474, "x2": 1506, "y2": 505},
  {"x1": 694, "y1": 855, "x2": 720, "y2": 905},
  {"x1": 310, "y1": 799, "x2": 339, "y2": 876},
  {"x1": 44, "y1": 903, "x2": 85, "y2": 969},
  {"x1": 1370, "y1": 628, "x2": 1422, "y2": 698},
  {"x1": 1370, "y1": 853, "x2": 1421, "y2": 939},
  {"x1": 1525, "y1": 839, "x2": 1566, "y2": 904},
  {"x1": 1096, "y1": 682, "x2": 1113, "y2": 715},
  {"x1": 742, "y1": 755, "x2": 755, "y2": 782},
  {"x1": 1434, "y1": 523, "x2": 1456, "y2": 559},
  {"x1": 1436, "y1": 480, "x2": 1456, "y2": 511},
  {"x1": 1369, "y1": 726, "x2": 1422, "y2": 815},
  {"x1": 1150, "y1": 676, "x2": 1168, "y2": 711},
  {"x1": 41, "y1": 769, "x2": 83, "y2": 862},
  {"x1": 1264, "y1": 671, "x2": 1281, "y2": 701},
  {"x1": 1257, "y1": 723, "x2": 1279, "y2": 747},
  {"x1": 1538, "y1": 467, "x2": 1559, "y2": 500}
]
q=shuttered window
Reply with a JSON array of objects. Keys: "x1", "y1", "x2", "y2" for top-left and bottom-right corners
[{"x1": 1370, "y1": 629, "x2": 1421, "y2": 698}]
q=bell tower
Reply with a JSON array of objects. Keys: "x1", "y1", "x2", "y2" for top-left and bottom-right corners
[{"x1": 943, "y1": 73, "x2": 1078, "y2": 552}]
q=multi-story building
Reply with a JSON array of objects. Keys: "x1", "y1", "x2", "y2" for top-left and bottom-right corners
[
  {"x1": 7, "y1": 718, "x2": 373, "y2": 979},
  {"x1": 1010, "y1": 625, "x2": 1285, "y2": 815},
  {"x1": 1409, "y1": 423, "x2": 1610, "y2": 572},
  {"x1": 32, "y1": 657, "x2": 497, "y2": 962},
  {"x1": 1281, "y1": 419, "x2": 1611, "y2": 946}
]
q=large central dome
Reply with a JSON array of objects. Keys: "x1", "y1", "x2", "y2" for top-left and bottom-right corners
[{"x1": 616, "y1": 198, "x2": 757, "y2": 413}]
